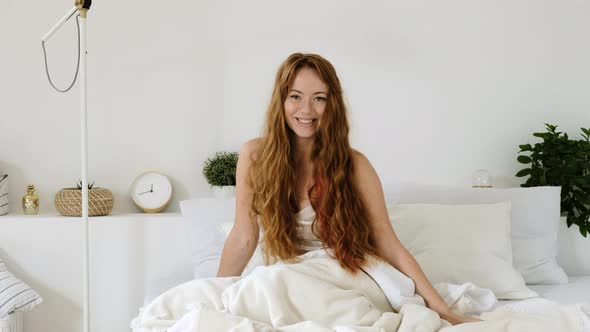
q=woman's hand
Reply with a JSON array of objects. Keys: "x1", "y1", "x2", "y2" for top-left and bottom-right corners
[{"x1": 439, "y1": 310, "x2": 482, "y2": 325}]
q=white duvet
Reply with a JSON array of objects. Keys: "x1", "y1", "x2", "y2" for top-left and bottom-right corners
[{"x1": 131, "y1": 250, "x2": 590, "y2": 332}]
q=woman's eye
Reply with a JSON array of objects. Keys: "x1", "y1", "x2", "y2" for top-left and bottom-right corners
[
  {"x1": 289, "y1": 95, "x2": 301, "y2": 101},
  {"x1": 314, "y1": 96, "x2": 327, "y2": 102}
]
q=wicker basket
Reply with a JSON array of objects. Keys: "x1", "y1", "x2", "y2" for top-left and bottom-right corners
[{"x1": 55, "y1": 188, "x2": 114, "y2": 216}]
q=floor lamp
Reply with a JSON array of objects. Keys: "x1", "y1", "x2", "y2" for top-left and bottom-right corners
[{"x1": 41, "y1": 1, "x2": 92, "y2": 331}]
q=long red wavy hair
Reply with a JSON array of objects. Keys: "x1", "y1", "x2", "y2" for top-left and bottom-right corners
[{"x1": 249, "y1": 53, "x2": 382, "y2": 273}]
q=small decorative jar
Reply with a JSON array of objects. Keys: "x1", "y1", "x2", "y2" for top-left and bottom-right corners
[
  {"x1": 472, "y1": 169, "x2": 492, "y2": 188},
  {"x1": 22, "y1": 184, "x2": 40, "y2": 215}
]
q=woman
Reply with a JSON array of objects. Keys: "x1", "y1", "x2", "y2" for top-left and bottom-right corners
[{"x1": 217, "y1": 53, "x2": 478, "y2": 325}]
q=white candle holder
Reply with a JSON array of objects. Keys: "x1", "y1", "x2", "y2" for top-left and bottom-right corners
[{"x1": 472, "y1": 169, "x2": 492, "y2": 188}]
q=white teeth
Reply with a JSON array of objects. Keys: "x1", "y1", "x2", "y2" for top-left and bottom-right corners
[{"x1": 297, "y1": 118, "x2": 314, "y2": 124}]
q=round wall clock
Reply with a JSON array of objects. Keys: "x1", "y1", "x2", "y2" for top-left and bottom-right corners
[{"x1": 130, "y1": 171, "x2": 173, "y2": 213}]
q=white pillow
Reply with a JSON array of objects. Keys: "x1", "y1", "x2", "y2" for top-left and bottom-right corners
[
  {"x1": 389, "y1": 202, "x2": 538, "y2": 300},
  {"x1": 180, "y1": 198, "x2": 236, "y2": 279},
  {"x1": 0, "y1": 258, "x2": 43, "y2": 318},
  {"x1": 386, "y1": 184, "x2": 567, "y2": 285},
  {"x1": 217, "y1": 222, "x2": 266, "y2": 275}
]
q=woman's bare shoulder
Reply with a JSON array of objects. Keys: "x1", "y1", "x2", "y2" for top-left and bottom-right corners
[
  {"x1": 350, "y1": 149, "x2": 384, "y2": 201},
  {"x1": 351, "y1": 149, "x2": 371, "y2": 168},
  {"x1": 240, "y1": 138, "x2": 263, "y2": 160},
  {"x1": 350, "y1": 149, "x2": 380, "y2": 179}
]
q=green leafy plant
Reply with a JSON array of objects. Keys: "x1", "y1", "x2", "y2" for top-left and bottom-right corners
[
  {"x1": 516, "y1": 124, "x2": 590, "y2": 237},
  {"x1": 76, "y1": 180, "x2": 95, "y2": 190},
  {"x1": 202, "y1": 152, "x2": 238, "y2": 186}
]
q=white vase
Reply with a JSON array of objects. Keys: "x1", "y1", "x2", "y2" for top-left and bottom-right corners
[
  {"x1": 211, "y1": 186, "x2": 236, "y2": 199},
  {"x1": 557, "y1": 215, "x2": 590, "y2": 275}
]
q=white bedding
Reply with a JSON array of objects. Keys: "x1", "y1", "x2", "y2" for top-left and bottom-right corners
[
  {"x1": 528, "y1": 276, "x2": 590, "y2": 304},
  {"x1": 131, "y1": 251, "x2": 590, "y2": 332}
]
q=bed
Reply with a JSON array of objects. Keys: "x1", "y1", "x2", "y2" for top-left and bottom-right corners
[
  {"x1": 131, "y1": 185, "x2": 590, "y2": 331},
  {"x1": 527, "y1": 276, "x2": 590, "y2": 304},
  {"x1": 130, "y1": 259, "x2": 590, "y2": 332}
]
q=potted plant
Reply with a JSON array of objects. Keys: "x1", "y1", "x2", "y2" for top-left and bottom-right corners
[
  {"x1": 516, "y1": 124, "x2": 590, "y2": 237},
  {"x1": 202, "y1": 151, "x2": 238, "y2": 199},
  {"x1": 55, "y1": 180, "x2": 114, "y2": 216}
]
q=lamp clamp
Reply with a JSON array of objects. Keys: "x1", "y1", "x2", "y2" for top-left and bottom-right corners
[{"x1": 76, "y1": 0, "x2": 92, "y2": 17}]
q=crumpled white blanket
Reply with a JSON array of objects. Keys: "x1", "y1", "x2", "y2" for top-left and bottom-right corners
[{"x1": 131, "y1": 250, "x2": 590, "y2": 332}]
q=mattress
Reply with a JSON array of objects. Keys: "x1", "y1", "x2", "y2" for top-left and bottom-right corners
[{"x1": 527, "y1": 275, "x2": 590, "y2": 304}]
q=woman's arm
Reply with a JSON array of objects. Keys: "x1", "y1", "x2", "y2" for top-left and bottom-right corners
[
  {"x1": 351, "y1": 151, "x2": 479, "y2": 325},
  {"x1": 216, "y1": 139, "x2": 261, "y2": 277}
]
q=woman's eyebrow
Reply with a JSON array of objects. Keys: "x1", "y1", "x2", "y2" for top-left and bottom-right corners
[{"x1": 289, "y1": 89, "x2": 327, "y2": 95}]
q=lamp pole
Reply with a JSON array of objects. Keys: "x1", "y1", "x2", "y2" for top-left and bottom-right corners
[
  {"x1": 79, "y1": 5, "x2": 90, "y2": 332},
  {"x1": 42, "y1": 1, "x2": 92, "y2": 331}
]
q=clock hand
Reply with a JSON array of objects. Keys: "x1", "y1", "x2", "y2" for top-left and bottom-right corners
[
  {"x1": 151, "y1": 184, "x2": 154, "y2": 192},
  {"x1": 137, "y1": 189, "x2": 152, "y2": 195}
]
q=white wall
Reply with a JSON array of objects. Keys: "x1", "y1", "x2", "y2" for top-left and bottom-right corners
[
  {"x1": 1, "y1": 1, "x2": 590, "y2": 215},
  {"x1": 216, "y1": 0, "x2": 590, "y2": 188}
]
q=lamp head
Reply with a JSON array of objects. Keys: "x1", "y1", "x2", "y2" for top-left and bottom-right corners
[{"x1": 76, "y1": 0, "x2": 92, "y2": 10}]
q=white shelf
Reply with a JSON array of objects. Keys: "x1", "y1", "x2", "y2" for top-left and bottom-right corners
[
  {"x1": 0, "y1": 212, "x2": 182, "y2": 224},
  {"x1": 0, "y1": 210, "x2": 189, "y2": 332},
  {"x1": 0, "y1": 212, "x2": 181, "y2": 220}
]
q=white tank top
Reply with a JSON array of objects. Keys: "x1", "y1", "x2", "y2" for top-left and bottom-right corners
[
  {"x1": 294, "y1": 205, "x2": 324, "y2": 252},
  {"x1": 257, "y1": 205, "x2": 324, "y2": 253}
]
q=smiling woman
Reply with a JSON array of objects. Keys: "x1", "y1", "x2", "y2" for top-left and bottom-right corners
[{"x1": 215, "y1": 52, "x2": 478, "y2": 325}]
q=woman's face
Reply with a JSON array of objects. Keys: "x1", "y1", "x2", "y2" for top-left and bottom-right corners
[{"x1": 284, "y1": 67, "x2": 328, "y2": 140}]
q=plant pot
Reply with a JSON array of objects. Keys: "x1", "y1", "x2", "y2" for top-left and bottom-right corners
[
  {"x1": 55, "y1": 187, "x2": 114, "y2": 216},
  {"x1": 211, "y1": 186, "x2": 236, "y2": 199},
  {"x1": 558, "y1": 215, "x2": 590, "y2": 274}
]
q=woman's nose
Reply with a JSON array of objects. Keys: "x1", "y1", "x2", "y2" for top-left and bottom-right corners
[{"x1": 299, "y1": 98, "x2": 313, "y2": 113}]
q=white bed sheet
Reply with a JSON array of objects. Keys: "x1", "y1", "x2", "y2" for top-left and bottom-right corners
[
  {"x1": 131, "y1": 276, "x2": 590, "y2": 332},
  {"x1": 493, "y1": 275, "x2": 590, "y2": 311},
  {"x1": 527, "y1": 276, "x2": 590, "y2": 304}
]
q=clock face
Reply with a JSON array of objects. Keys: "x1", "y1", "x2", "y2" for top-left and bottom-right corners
[{"x1": 130, "y1": 172, "x2": 173, "y2": 213}]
